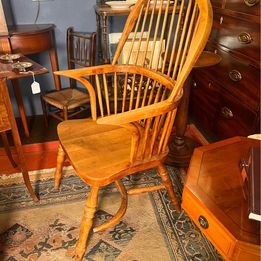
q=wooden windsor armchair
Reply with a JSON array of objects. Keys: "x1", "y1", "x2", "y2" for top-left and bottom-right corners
[
  {"x1": 41, "y1": 27, "x2": 96, "y2": 123},
  {"x1": 54, "y1": 0, "x2": 213, "y2": 260}
]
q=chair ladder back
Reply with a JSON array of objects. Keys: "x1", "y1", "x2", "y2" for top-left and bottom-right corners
[{"x1": 67, "y1": 27, "x2": 96, "y2": 87}]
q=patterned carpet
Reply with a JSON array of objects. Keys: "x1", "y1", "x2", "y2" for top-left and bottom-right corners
[{"x1": 0, "y1": 167, "x2": 223, "y2": 261}]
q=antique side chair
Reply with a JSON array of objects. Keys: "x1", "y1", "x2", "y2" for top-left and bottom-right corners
[
  {"x1": 41, "y1": 27, "x2": 96, "y2": 123},
  {"x1": 54, "y1": 0, "x2": 213, "y2": 260}
]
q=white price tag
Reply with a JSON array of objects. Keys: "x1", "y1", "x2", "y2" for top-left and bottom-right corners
[
  {"x1": 31, "y1": 81, "x2": 41, "y2": 94},
  {"x1": 28, "y1": 71, "x2": 41, "y2": 94}
]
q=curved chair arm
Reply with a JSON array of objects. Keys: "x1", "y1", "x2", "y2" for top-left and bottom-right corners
[
  {"x1": 96, "y1": 99, "x2": 179, "y2": 126},
  {"x1": 54, "y1": 64, "x2": 178, "y2": 121},
  {"x1": 54, "y1": 64, "x2": 176, "y2": 90}
]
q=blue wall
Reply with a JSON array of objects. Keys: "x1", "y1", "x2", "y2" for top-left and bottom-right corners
[{"x1": 8, "y1": 0, "x2": 97, "y2": 116}]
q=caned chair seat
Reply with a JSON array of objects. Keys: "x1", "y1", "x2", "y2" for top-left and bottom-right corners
[
  {"x1": 58, "y1": 119, "x2": 131, "y2": 186},
  {"x1": 42, "y1": 88, "x2": 90, "y2": 110}
]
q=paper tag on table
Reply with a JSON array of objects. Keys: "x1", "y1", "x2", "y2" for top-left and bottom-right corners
[{"x1": 31, "y1": 81, "x2": 41, "y2": 94}]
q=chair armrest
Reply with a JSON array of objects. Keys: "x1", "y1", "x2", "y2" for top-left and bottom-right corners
[
  {"x1": 96, "y1": 100, "x2": 178, "y2": 126},
  {"x1": 54, "y1": 64, "x2": 178, "y2": 121},
  {"x1": 54, "y1": 64, "x2": 176, "y2": 89}
]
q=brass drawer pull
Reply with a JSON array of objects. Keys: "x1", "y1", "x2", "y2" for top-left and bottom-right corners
[
  {"x1": 220, "y1": 106, "x2": 234, "y2": 119},
  {"x1": 229, "y1": 69, "x2": 242, "y2": 82},
  {"x1": 198, "y1": 215, "x2": 209, "y2": 229},
  {"x1": 244, "y1": 0, "x2": 259, "y2": 6},
  {"x1": 238, "y1": 32, "x2": 252, "y2": 44}
]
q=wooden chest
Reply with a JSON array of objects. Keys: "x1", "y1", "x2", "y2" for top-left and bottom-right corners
[
  {"x1": 190, "y1": 0, "x2": 260, "y2": 139},
  {"x1": 182, "y1": 137, "x2": 261, "y2": 261}
]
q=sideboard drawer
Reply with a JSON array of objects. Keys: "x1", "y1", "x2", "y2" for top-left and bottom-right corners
[
  {"x1": 215, "y1": 89, "x2": 259, "y2": 138},
  {"x1": 210, "y1": 11, "x2": 260, "y2": 63},
  {"x1": 225, "y1": 0, "x2": 260, "y2": 16},
  {"x1": 182, "y1": 188, "x2": 234, "y2": 258},
  {"x1": 210, "y1": 0, "x2": 224, "y2": 8},
  {"x1": 202, "y1": 46, "x2": 260, "y2": 111},
  {"x1": 190, "y1": 72, "x2": 220, "y2": 132}
]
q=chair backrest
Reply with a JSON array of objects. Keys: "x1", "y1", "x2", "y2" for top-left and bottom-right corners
[
  {"x1": 56, "y1": 0, "x2": 212, "y2": 163},
  {"x1": 113, "y1": 0, "x2": 212, "y2": 94},
  {"x1": 67, "y1": 27, "x2": 96, "y2": 87}
]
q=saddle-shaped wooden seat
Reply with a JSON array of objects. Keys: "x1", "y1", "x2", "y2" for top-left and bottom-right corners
[{"x1": 57, "y1": 119, "x2": 131, "y2": 185}]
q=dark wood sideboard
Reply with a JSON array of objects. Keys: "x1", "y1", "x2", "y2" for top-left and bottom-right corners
[{"x1": 190, "y1": 0, "x2": 260, "y2": 139}]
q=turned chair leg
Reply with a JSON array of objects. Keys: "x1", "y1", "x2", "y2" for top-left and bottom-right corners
[
  {"x1": 54, "y1": 144, "x2": 66, "y2": 189},
  {"x1": 1, "y1": 132, "x2": 16, "y2": 168},
  {"x1": 75, "y1": 186, "x2": 99, "y2": 261},
  {"x1": 157, "y1": 164, "x2": 181, "y2": 211}
]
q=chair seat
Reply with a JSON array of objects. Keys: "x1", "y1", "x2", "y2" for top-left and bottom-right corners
[
  {"x1": 43, "y1": 88, "x2": 90, "y2": 110},
  {"x1": 58, "y1": 119, "x2": 132, "y2": 186}
]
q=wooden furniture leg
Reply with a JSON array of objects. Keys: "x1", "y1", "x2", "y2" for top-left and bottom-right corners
[
  {"x1": 0, "y1": 132, "x2": 16, "y2": 167},
  {"x1": 94, "y1": 180, "x2": 128, "y2": 233},
  {"x1": 40, "y1": 95, "x2": 48, "y2": 126},
  {"x1": 11, "y1": 78, "x2": 30, "y2": 137},
  {"x1": 157, "y1": 164, "x2": 180, "y2": 211},
  {"x1": 101, "y1": 14, "x2": 109, "y2": 64},
  {"x1": 17, "y1": 145, "x2": 39, "y2": 202},
  {"x1": 96, "y1": 12, "x2": 103, "y2": 63},
  {"x1": 49, "y1": 47, "x2": 61, "y2": 91},
  {"x1": 76, "y1": 186, "x2": 99, "y2": 261},
  {"x1": 166, "y1": 52, "x2": 222, "y2": 167},
  {"x1": 54, "y1": 144, "x2": 66, "y2": 189},
  {"x1": 166, "y1": 75, "x2": 199, "y2": 167}
]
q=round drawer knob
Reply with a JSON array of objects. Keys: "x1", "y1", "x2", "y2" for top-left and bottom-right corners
[
  {"x1": 229, "y1": 69, "x2": 242, "y2": 82},
  {"x1": 198, "y1": 215, "x2": 209, "y2": 229},
  {"x1": 220, "y1": 106, "x2": 234, "y2": 119},
  {"x1": 238, "y1": 32, "x2": 252, "y2": 44},
  {"x1": 244, "y1": 0, "x2": 259, "y2": 6}
]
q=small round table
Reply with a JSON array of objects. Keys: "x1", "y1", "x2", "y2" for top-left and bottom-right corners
[{"x1": 166, "y1": 51, "x2": 222, "y2": 167}]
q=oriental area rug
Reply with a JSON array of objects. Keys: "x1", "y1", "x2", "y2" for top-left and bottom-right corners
[{"x1": 0, "y1": 166, "x2": 223, "y2": 261}]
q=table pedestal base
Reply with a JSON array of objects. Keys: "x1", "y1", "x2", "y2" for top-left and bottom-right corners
[{"x1": 166, "y1": 136, "x2": 199, "y2": 167}]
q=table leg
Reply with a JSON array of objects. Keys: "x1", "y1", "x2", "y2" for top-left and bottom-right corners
[
  {"x1": 96, "y1": 12, "x2": 103, "y2": 64},
  {"x1": 166, "y1": 75, "x2": 199, "y2": 167},
  {"x1": 0, "y1": 132, "x2": 16, "y2": 168},
  {"x1": 11, "y1": 78, "x2": 30, "y2": 137},
  {"x1": 0, "y1": 78, "x2": 38, "y2": 202},
  {"x1": 101, "y1": 14, "x2": 109, "y2": 64},
  {"x1": 49, "y1": 47, "x2": 61, "y2": 91}
]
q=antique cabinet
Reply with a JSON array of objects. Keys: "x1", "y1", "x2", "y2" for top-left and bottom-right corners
[{"x1": 190, "y1": 0, "x2": 260, "y2": 139}]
